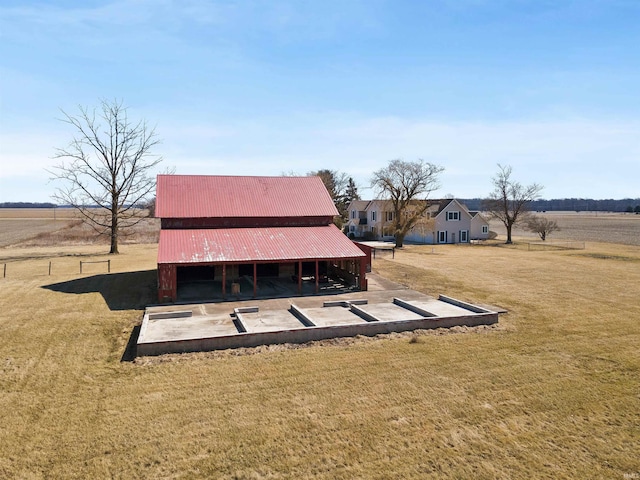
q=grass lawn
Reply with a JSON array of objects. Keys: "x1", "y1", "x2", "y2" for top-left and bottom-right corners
[{"x1": 1, "y1": 241, "x2": 639, "y2": 479}]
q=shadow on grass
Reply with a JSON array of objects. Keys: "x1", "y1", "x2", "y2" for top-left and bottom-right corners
[
  {"x1": 42, "y1": 269, "x2": 157, "y2": 311},
  {"x1": 121, "y1": 324, "x2": 141, "y2": 362}
]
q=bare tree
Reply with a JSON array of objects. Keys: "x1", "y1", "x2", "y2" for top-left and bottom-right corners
[
  {"x1": 523, "y1": 215, "x2": 560, "y2": 241},
  {"x1": 145, "y1": 197, "x2": 156, "y2": 218},
  {"x1": 483, "y1": 164, "x2": 543, "y2": 244},
  {"x1": 308, "y1": 169, "x2": 348, "y2": 200},
  {"x1": 50, "y1": 99, "x2": 162, "y2": 254},
  {"x1": 307, "y1": 169, "x2": 353, "y2": 226},
  {"x1": 371, "y1": 159, "x2": 444, "y2": 247}
]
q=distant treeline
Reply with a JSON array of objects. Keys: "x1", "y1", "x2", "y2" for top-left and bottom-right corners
[
  {"x1": 0, "y1": 203, "x2": 142, "y2": 209},
  {"x1": 3, "y1": 199, "x2": 640, "y2": 212},
  {"x1": 0, "y1": 202, "x2": 59, "y2": 208},
  {"x1": 460, "y1": 198, "x2": 640, "y2": 212}
]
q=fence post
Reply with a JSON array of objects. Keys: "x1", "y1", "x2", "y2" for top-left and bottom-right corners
[
  {"x1": 80, "y1": 261, "x2": 83, "y2": 274},
  {"x1": 108, "y1": 259, "x2": 111, "y2": 273},
  {"x1": 49, "y1": 261, "x2": 52, "y2": 276},
  {"x1": 3, "y1": 263, "x2": 6, "y2": 278}
]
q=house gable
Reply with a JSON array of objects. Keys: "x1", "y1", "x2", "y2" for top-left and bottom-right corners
[{"x1": 433, "y1": 199, "x2": 473, "y2": 222}]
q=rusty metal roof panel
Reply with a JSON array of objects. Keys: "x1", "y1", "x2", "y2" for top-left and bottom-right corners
[
  {"x1": 155, "y1": 175, "x2": 338, "y2": 218},
  {"x1": 158, "y1": 225, "x2": 365, "y2": 264}
]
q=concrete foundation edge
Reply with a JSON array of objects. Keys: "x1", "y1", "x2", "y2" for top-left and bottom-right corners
[{"x1": 137, "y1": 311, "x2": 499, "y2": 357}]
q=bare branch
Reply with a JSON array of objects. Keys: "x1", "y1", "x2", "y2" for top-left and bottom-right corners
[
  {"x1": 49, "y1": 99, "x2": 162, "y2": 254},
  {"x1": 523, "y1": 215, "x2": 560, "y2": 241},
  {"x1": 483, "y1": 164, "x2": 543, "y2": 244},
  {"x1": 371, "y1": 159, "x2": 444, "y2": 247}
]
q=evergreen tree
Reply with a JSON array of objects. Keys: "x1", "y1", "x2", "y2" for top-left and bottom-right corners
[{"x1": 344, "y1": 177, "x2": 360, "y2": 203}]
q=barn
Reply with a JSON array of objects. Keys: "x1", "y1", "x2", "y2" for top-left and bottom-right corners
[{"x1": 155, "y1": 175, "x2": 368, "y2": 303}]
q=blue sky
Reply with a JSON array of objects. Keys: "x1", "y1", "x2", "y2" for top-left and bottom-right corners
[{"x1": 1, "y1": 0, "x2": 639, "y2": 202}]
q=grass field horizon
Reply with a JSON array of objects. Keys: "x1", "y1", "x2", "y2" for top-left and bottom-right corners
[
  {"x1": 1, "y1": 214, "x2": 638, "y2": 478},
  {"x1": 2, "y1": 208, "x2": 640, "y2": 248}
]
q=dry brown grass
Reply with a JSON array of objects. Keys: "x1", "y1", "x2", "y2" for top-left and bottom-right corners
[{"x1": 1, "y1": 233, "x2": 639, "y2": 478}]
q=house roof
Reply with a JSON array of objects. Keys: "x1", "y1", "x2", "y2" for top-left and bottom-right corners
[
  {"x1": 155, "y1": 175, "x2": 338, "y2": 219},
  {"x1": 425, "y1": 199, "x2": 460, "y2": 215},
  {"x1": 158, "y1": 225, "x2": 366, "y2": 265},
  {"x1": 470, "y1": 211, "x2": 489, "y2": 223},
  {"x1": 347, "y1": 200, "x2": 371, "y2": 211}
]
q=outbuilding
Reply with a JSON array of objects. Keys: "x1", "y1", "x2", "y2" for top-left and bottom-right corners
[{"x1": 155, "y1": 175, "x2": 368, "y2": 302}]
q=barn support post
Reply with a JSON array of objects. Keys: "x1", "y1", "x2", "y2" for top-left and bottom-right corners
[
  {"x1": 222, "y1": 264, "x2": 227, "y2": 300},
  {"x1": 298, "y1": 261, "x2": 302, "y2": 294},
  {"x1": 315, "y1": 260, "x2": 319, "y2": 294},
  {"x1": 359, "y1": 257, "x2": 367, "y2": 291},
  {"x1": 253, "y1": 263, "x2": 257, "y2": 298},
  {"x1": 171, "y1": 265, "x2": 177, "y2": 301}
]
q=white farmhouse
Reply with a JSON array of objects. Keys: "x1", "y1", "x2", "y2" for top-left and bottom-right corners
[{"x1": 346, "y1": 198, "x2": 490, "y2": 244}]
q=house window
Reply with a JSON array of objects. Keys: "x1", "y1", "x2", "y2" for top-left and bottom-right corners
[
  {"x1": 386, "y1": 211, "x2": 393, "y2": 222},
  {"x1": 350, "y1": 226, "x2": 355, "y2": 232},
  {"x1": 438, "y1": 231, "x2": 447, "y2": 243},
  {"x1": 460, "y1": 230, "x2": 468, "y2": 242},
  {"x1": 371, "y1": 211, "x2": 377, "y2": 222},
  {"x1": 447, "y1": 211, "x2": 460, "y2": 221},
  {"x1": 482, "y1": 225, "x2": 489, "y2": 234},
  {"x1": 351, "y1": 210, "x2": 356, "y2": 219}
]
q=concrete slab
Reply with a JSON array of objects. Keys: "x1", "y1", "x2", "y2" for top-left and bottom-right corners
[
  {"x1": 140, "y1": 313, "x2": 239, "y2": 343},
  {"x1": 240, "y1": 310, "x2": 305, "y2": 333},
  {"x1": 303, "y1": 306, "x2": 368, "y2": 327},
  {"x1": 357, "y1": 303, "x2": 426, "y2": 322},
  {"x1": 408, "y1": 298, "x2": 475, "y2": 317}
]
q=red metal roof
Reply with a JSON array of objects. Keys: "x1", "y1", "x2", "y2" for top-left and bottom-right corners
[
  {"x1": 158, "y1": 225, "x2": 365, "y2": 264},
  {"x1": 155, "y1": 175, "x2": 338, "y2": 219}
]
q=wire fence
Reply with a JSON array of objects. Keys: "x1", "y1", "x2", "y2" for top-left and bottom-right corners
[
  {"x1": 80, "y1": 259, "x2": 111, "y2": 273},
  {"x1": 2, "y1": 257, "x2": 115, "y2": 279}
]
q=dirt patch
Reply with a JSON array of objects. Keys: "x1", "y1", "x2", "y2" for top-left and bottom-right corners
[
  {"x1": 0, "y1": 219, "x2": 77, "y2": 247},
  {"x1": 489, "y1": 212, "x2": 640, "y2": 246},
  {"x1": 0, "y1": 208, "x2": 158, "y2": 248},
  {"x1": 1, "y1": 217, "x2": 159, "y2": 248}
]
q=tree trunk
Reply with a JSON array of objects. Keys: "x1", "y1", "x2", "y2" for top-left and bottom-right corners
[
  {"x1": 505, "y1": 224, "x2": 513, "y2": 244},
  {"x1": 110, "y1": 204, "x2": 119, "y2": 254},
  {"x1": 110, "y1": 232, "x2": 118, "y2": 254},
  {"x1": 395, "y1": 233, "x2": 405, "y2": 248}
]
